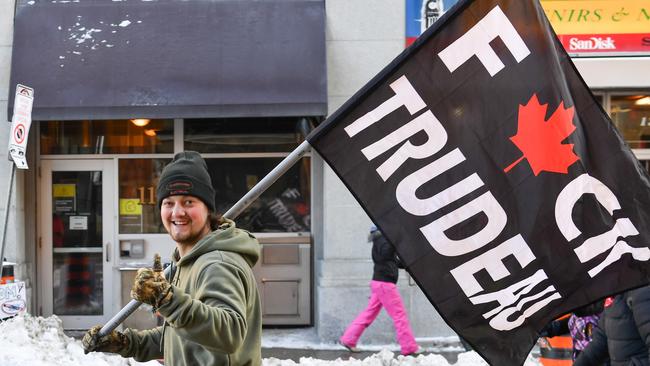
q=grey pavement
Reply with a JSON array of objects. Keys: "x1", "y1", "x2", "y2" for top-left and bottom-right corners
[
  {"x1": 66, "y1": 327, "x2": 466, "y2": 363},
  {"x1": 262, "y1": 348, "x2": 459, "y2": 363},
  {"x1": 261, "y1": 327, "x2": 463, "y2": 363}
]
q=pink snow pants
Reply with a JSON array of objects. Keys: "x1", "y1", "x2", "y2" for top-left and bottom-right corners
[{"x1": 340, "y1": 280, "x2": 418, "y2": 355}]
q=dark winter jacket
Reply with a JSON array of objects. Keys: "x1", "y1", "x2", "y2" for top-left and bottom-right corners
[
  {"x1": 370, "y1": 229, "x2": 402, "y2": 284},
  {"x1": 120, "y1": 219, "x2": 262, "y2": 366},
  {"x1": 575, "y1": 285, "x2": 650, "y2": 366}
]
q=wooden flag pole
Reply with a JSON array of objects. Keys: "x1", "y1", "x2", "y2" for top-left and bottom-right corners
[{"x1": 99, "y1": 140, "x2": 312, "y2": 337}]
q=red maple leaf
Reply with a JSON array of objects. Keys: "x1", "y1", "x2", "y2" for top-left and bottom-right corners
[{"x1": 504, "y1": 94, "x2": 579, "y2": 175}]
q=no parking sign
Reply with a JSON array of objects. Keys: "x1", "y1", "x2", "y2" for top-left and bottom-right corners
[{"x1": 8, "y1": 84, "x2": 34, "y2": 169}]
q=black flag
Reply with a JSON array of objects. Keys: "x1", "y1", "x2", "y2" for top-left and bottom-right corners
[{"x1": 306, "y1": 0, "x2": 650, "y2": 364}]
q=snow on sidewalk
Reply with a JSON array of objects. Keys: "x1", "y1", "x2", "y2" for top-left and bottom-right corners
[
  {"x1": 263, "y1": 350, "x2": 541, "y2": 365},
  {"x1": 0, "y1": 314, "x2": 158, "y2": 366},
  {"x1": 0, "y1": 314, "x2": 541, "y2": 365}
]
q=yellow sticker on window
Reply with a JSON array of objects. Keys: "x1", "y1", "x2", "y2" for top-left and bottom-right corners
[
  {"x1": 52, "y1": 184, "x2": 76, "y2": 198},
  {"x1": 120, "y1": 199, "x2": 142, "y2": 216}
]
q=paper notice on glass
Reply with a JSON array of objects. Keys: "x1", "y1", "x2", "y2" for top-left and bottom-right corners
[
  {"x1": 8, "y1": 85, "x2": 34, "y2": 169},
  {"x1": 69, "y1": 216, "x2": 88, "y2": 230}
]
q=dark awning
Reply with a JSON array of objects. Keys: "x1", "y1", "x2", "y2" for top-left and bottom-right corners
[{"x1": 8, "y1": 0, "x2": 327, "y2": 121}]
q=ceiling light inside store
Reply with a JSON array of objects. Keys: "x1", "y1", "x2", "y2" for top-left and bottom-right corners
[
  {"x1": 611, "y1": 105, "x2": 631, "y2": 114},
  {"x1": 131, "y1": 118, "x2": 150, "y2": 127},
  {"x1": 144, "y1": 129, "x2": 157, "y2": 137},
  {"x1": 635, "y1": 97, "x2": 650, "y2": 106}
]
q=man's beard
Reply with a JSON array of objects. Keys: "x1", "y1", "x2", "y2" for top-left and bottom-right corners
[{"x1": 170, "y1": 223, "x2": 209, "y2": 246}]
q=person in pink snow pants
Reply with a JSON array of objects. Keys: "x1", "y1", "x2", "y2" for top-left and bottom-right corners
[{"x1": 339, "y1": 226, "x2": 420, "y2": 356}]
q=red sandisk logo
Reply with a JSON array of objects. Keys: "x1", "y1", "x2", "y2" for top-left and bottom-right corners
[{"x1": 569, "y1": 36, "x2": 616, "y2": 51}]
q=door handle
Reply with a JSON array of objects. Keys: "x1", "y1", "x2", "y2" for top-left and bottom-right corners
[{"x1": 106, "y1": 242, "x2": 110, "y2": 262}]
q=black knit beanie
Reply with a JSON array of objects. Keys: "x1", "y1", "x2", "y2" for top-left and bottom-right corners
[{"x1": 157, "y1": 151, "x2": 216, "y2": 212}]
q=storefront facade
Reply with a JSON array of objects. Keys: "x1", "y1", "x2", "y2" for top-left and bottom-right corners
[
  {"x1": 0, "y1": 0, "x2": 649, "y2": 346},
  {"x1": 34, "y1": 117, "x2": 315, "y2": 329},
  {"x1": 3, "y1": 0, "x2": 325, "y2": 331}
]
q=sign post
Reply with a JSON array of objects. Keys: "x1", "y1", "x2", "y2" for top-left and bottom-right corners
[
  {"x1": 8, "y1": 84, "x2": 34, "y2": 169},
  {"x1": 0, "y1": 85, "x2": 34, "y2": 279}
]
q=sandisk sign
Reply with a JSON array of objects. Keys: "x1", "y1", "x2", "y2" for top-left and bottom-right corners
[{"x1": 541, "y1": 0, "x2": 650, "y2": 55}]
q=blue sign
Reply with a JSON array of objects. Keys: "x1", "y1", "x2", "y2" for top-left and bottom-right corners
[{"x1": 406, "y1": 0, "x2": 459, "y2": 46}]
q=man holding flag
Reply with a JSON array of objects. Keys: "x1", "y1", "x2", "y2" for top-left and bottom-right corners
[{"x1": 306, "y1": 0, "x2": 650, "y2": 364}]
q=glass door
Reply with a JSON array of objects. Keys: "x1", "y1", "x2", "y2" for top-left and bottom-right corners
[{"x1": 40, "y1": 160, "x2": 114, "y2": 329}]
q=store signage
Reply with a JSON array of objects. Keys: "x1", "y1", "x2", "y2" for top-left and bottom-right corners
[
  {"x1": 407, "y1": 1, "x2": 650, "y2": 55},
  {"x1": 53, "y1": 183, "x2": 76, "y2": 213},
  {"x1": 541, "y1": 0, "x2": 650, "y2": 55},
  {"x1": 136, "y1": 186, "x2": 156, "y2": 206},
  {"x1": 69, "y1": 216, "x2": 88, "y2": 231},
  {"x1": 7, "y1": 85, "x2": 34, "y2": 169},
  {"x1": 52, "y1": 184, "x2": 75, "y2": 198},
  {"x1": 119, "y1": 198, "x2": 143, "y2": 216}
]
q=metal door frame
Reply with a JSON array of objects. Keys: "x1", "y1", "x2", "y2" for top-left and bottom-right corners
[{"x1": 39, "y1": 159, "x2": 115, "y2": 329}]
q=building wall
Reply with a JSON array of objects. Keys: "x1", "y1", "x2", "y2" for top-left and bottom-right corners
[
  {"x1": 574, "y1": 57, "x2": 650, "y2": 89},
  {"x1": 0, "y1": 0, "x2": 14, "y2": 248},
  {"x1": 0, "y1": 2, "x2": 15, "y2": 262},
  {"x1": 315, "y1": 0, "x2": 456, "y2": 345},
  {"x1": 1, "y1": 0, "x2": 36, "y2": 312}
]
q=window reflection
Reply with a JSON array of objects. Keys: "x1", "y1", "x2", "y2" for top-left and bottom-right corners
[
  {"x1": 610, "y1": 95, "x2": 650, "y2": 149},
  {"x1": 51, "y1": 171, "x2": 103, "y2": 315},
  {"x1": 118, "y1": 157, "x2": 310, "y2": 234},
  {"x1": 207, "y1": 158, "x2": 311, "y2": 233},
  {"x1": 184, "y1": 118, "x2": 313, "y2": 232},
  {"x1": 52, "y1": 172, "x2": 102, "y2": 248},
  {"x1": 40, "y1": 119, "x2": 174, "y2": 154},
  {"x1": 53, "y1": 253, "x2": 103, "y2": 315},
  {"x1": 118, "y1": 159, "x2": 171, "y2": 234},
  {"x1": 184, "y1": 118, "x2": 313, "y2": 153}
]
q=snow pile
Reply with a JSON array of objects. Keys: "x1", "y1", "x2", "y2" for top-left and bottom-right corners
[
  {"x1": 0, "y1": 314, "x2": 541, "y2": 366},
  {"x1": 263, "y1": 349, "x2": 541, "y2": 365},
  {"x1": 0, "y1": 314, "x2": 157, "y2": 366}
]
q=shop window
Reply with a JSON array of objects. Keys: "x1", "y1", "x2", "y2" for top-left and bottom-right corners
[
  {"x1": 207, "y1": 157, "x2": 311, "y2": 233},
  {"x1": 51, "y1": 171, "x2": 103, "y2": 315},
  {"x1": 184, "y1": 118, "x2": 311, "y2": 153},
  {"x1": 185, "y1": 118, "x2": 313, "y2": 233},
  {"x1": 40, "y1": 119, "x2": 174, "y2": 154},
  {"x1": 610, "y1": 95, "x2": 650, "y2": 149},
  {"x1": 117, "y1": 157, "x2": 310, "y2": 234},
  {"x1": 118, "y1": 159, "x2": 171, "y2": 234},
  {"x1": 52, "y1": 171, "x2": 103, "y2": 247}
]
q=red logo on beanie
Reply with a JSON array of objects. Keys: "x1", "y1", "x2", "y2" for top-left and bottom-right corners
[{"x1": 167, "y1": 181, "x2": 192, "y2": 195}]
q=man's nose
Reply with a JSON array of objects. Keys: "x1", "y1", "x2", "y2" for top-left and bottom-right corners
[{"x1": 171, "y1": 204, "x2": 186, "y2": 217}]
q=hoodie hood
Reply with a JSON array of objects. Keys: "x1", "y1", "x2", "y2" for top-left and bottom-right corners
[{"x1": 173, "y1": 218, "x2": 260, "y2": 268}]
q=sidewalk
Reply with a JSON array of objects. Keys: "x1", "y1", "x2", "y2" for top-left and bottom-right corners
[
  {"x1": 262, "y1": 348, "x2": 461, "y2": 363},
  {"x1": 261, "y1": 327, "x2": 463, "y2": 363}
]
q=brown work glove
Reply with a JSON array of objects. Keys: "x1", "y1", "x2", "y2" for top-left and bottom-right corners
[
  {"x1": 131, "y1": 253, "x2": 173, "y2": 309},
  {"x1": 82, "y1": 325, "x2": 129, "y2": 354}
]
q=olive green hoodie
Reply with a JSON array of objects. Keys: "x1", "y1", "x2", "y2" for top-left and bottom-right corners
[{"x1": 121, "y1": 219, "x2": 262, "y2": 365}]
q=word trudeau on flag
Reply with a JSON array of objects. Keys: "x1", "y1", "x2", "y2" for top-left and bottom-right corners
[{"x1": 307, "y1": 0, "x2": 650, "y2": 364}]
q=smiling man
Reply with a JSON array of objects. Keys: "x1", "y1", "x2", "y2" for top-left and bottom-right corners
[{"x1": 82, "y1": 151, "x2": 263, "y2": 366}]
